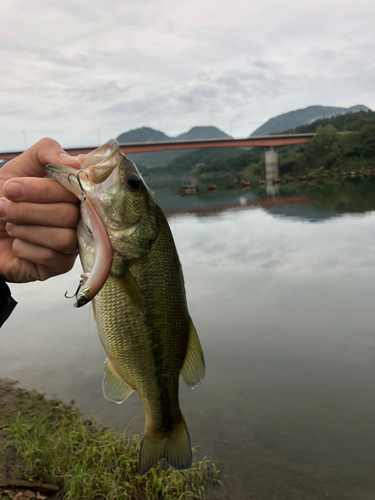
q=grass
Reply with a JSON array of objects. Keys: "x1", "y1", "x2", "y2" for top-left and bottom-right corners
[{"x1": 0, "y1": 386, "x2": 221, "y2": 499}]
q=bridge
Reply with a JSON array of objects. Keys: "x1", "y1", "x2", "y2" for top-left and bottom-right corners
[{"x1": 0, "y1": 133, "x2": 315, "y2": 179}]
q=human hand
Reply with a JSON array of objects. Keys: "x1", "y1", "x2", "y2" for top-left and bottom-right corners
[{"x1": 0, "y1": 138, "x2": 81, "y2": 283}]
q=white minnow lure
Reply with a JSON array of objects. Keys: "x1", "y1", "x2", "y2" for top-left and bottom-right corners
[
  {"x1": 74, "y1": 194, "x2": 113, "y2": 308},
  {"x1": 45, "y1": 162, "x2": 113, "y2": 308}
]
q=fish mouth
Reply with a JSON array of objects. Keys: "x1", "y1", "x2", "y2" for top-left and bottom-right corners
[
  {"x1": 76, "y1": 139, "x2": 120, "y2": 168},
  {"x1": 46, "y1": 161, "x2": 143, "y2": 238},
  {"x1": 77, "y1": 139, "x2": 124, "y2": 185},
  {"x1": 46, "y1": 139, "x2": 124, "y2": 198},
  {"x1": 46, "y1": 141, "x2": 143, "y2": 236}
]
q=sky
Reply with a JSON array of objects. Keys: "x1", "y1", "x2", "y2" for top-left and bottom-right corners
[{"x1": 0, "y1": 0, "x2": 374, "y2": 151}]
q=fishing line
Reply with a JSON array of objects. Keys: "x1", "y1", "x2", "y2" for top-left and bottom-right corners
[
  {"x1": 66, "y1": 414, "x2": 142, "y2": 472},
  {"x1": 79, "y1": 301, "x2": 92, "y2": 398},
  {"x1": 89, "y1": 414, "x2": 142, "y2": 449},
  {"x1": 68, "y1": 292, "x2": 93, "y2": 408}
]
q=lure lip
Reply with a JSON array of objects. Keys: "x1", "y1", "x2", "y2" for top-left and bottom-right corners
[{"x1": 74, "y1": 284, "x2": 92, "y2": 308}]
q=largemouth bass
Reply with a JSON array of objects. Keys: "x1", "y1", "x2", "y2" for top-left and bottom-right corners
[{"x1": 46, "y1": 140, "x2": 205, "y2": 475}]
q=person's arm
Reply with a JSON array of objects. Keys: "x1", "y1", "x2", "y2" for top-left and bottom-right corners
[
  {"x1": 0, "y1": 278, "x2": 17, "y2": 327},
  {"x1": 0, "y1": 138, "x2": 81, "y2": 324}
]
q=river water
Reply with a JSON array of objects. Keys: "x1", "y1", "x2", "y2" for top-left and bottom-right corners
[{"x1": 1, "y1": 178, "x2": 375, "y2": 499}]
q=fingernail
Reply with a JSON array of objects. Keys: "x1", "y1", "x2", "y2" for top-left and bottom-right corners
[
  {"x1": 0, "y1": 201, "x2": 6, "y2": 218},
  {"x1": 58, "y1": 152, "x2": 77, "y2": 163},
  {"x1": 5, "y1": 222, "x2": 13, "y2": 233},
  {"x1": 6, "y1": 181, "x2": 24, "y2": 199}
]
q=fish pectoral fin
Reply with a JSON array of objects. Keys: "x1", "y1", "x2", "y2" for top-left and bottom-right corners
[
  {"x1": 180, "y1": 318, "x2": 205, "y2": 389},
  {"x1": 103, "y1": 358, "x2": 134, "y2": 404},
  {"x1": 114, "y1": 266, "x2": 144, "y2": 315}
]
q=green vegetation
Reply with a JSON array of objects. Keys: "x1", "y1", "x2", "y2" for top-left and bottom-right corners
[
  {"x1": 280, "y1": 109, "x2": 375, "y2": 134},
  {"x1": 277, "y1": 111, "x2": 375, "y2": 176},
  {"x1": 144, "y1": 110, "x2": 375, "y2": 181},
  {"x1": 146, "y1": 147, "x2": 247, "y2": 177},
  {"x1": 0, "y1": 383, "x2": 221, "y2": 499}
]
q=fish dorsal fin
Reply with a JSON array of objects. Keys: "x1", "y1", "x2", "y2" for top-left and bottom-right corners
[
  {"x1": 103, "y1": 358, "x2": 134, "y2": 404},
  {"x1": 114, "y1": 266, "x2": 144, "y2": 314},
  {"x1": 180, "y1": 319, "x2": 205, "y2": 389}
]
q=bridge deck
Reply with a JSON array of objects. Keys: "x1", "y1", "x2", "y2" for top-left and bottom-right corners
[{"x1": 0, "y1": 133, "x2": 315, "y2": 160}]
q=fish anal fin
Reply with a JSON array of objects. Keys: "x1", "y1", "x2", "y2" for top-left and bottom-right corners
[
  {"x1": 114, "y1": 266, "x2": 144, "y2": 315},
  {"x1": 180, "y1": 318, "x2": 205, "y2": 389},
  {"x1": 139, "y1": 418, "x2": 192, "y2": 475},
  {"x1": 103, "y1": 358, "x2": 134, "y2": 404}
]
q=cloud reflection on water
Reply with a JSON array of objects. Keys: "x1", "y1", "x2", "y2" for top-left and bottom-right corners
[{"x1": 1, "y1": 199, "x2": 375, "y2": 498}]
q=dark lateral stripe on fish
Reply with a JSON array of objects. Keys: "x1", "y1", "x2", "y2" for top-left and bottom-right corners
[{"x1": 149, "y1": 328, "x2": 175, "y2": 432}]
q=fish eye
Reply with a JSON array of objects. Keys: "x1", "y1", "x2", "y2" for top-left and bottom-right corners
[{"x1": 126, "y1": 174, "x2": 141, "y2": 190}]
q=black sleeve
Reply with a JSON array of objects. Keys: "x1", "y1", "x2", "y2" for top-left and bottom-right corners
[{"x1": 0, "y1": 278, "x2": 17, "y2": 327}]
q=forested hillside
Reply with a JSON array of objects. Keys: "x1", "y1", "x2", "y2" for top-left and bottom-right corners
[
  {"x1": 251, "y1": 104, "x2": 369, "y2": 136},
  {"x1": 281, "y1": 109, "x2": 375, "y2": 134},
  {"x1": 145, "y1": 110, "x2": 375, "y2": 179},
  {"x1": 277, "y1": 109, "x2": 375, "y2": 175}
]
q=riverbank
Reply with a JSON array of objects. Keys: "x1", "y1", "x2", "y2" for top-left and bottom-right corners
[{"x1": 0, "y1": 379, "x2": 221, "y2": 500}]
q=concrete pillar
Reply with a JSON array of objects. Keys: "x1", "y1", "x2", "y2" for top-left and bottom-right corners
[{"x1": 265, "y1": 147, "x2": 279, "y2": 180}]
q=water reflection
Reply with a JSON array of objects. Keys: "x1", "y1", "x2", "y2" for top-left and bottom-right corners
[
  {"x1": 1, "y1": 181, "x2": 375, "y2": 499},
  {"x1": 266, "y1": 179, "x2": 280, "y2": 197}
]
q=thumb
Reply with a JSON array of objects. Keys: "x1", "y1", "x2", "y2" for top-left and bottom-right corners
[{"x1": 0, "y1": 137, "x2": 80, "y2": 182}]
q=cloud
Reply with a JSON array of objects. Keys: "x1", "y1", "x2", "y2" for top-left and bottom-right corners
[
  {"x1": 0, "y1": 0, "x2": 374, "y2": 149},
  {"x1": 66, "y1": 81, "x2": 131, "y2": 103}
]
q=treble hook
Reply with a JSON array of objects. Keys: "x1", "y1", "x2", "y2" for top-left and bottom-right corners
[
  {"x1": 64, "y1": 278, "x2": 84, "y2": 299},
  {"x1": 68, "y1": 170, "x2": 89, "y2": 200}
]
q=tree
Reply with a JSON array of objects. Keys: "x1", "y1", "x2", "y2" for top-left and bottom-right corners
[{"x1": 304, "y1": 125, "x2": 342, "y2": 169}]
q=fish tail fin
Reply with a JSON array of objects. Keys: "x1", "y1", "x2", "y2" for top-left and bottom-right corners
[{"x1": 138, "y1": 418, "x2": 192, "y2": 475}]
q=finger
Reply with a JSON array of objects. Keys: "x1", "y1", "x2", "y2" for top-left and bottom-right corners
[
  {"x1": 0, "y1": 200, "x2": 80, "y2": 228},
  {"x1": 0, "y1": 137, "x2": 81, "y2": 183},
  {"x1": 12, "y1": 238, "x2": 78, "y2": 281},
  {"x1": 6, "y1": 223, "x2": 78, "y2": 255},
  {"x1": 0, "y1": 198, "x2": 6, "y2": 231},
  {"x1": 4, "y1": 177, "x2": 79, "y2": 204}
]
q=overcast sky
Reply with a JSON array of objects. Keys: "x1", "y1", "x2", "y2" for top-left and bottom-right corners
[{"x1": 0, "y1": 0, "x2": 374, "y2": 151}]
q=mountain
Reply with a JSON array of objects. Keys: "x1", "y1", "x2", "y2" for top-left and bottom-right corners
[
  {"x1": 115, "y1": 106, "x2": 372, "y2": 169},
  {"x1": 116, "y1": 125, "x2": 231, "y2": 167},
  {"x1": 116, "y1": 126, "x2": 177, "y2": 167},
  {"x1": 117, "y1": 126, "x2": 171, "y2": 144},
  {"x1": 176, "y1": 126, "x2": 231, "y2": 140},
  {"x1": 146, "y1": 108, "x2": 375, "y2": 177},
  {"x1": 250, "y1": 105, "x2": 370, "y2": 136}
]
